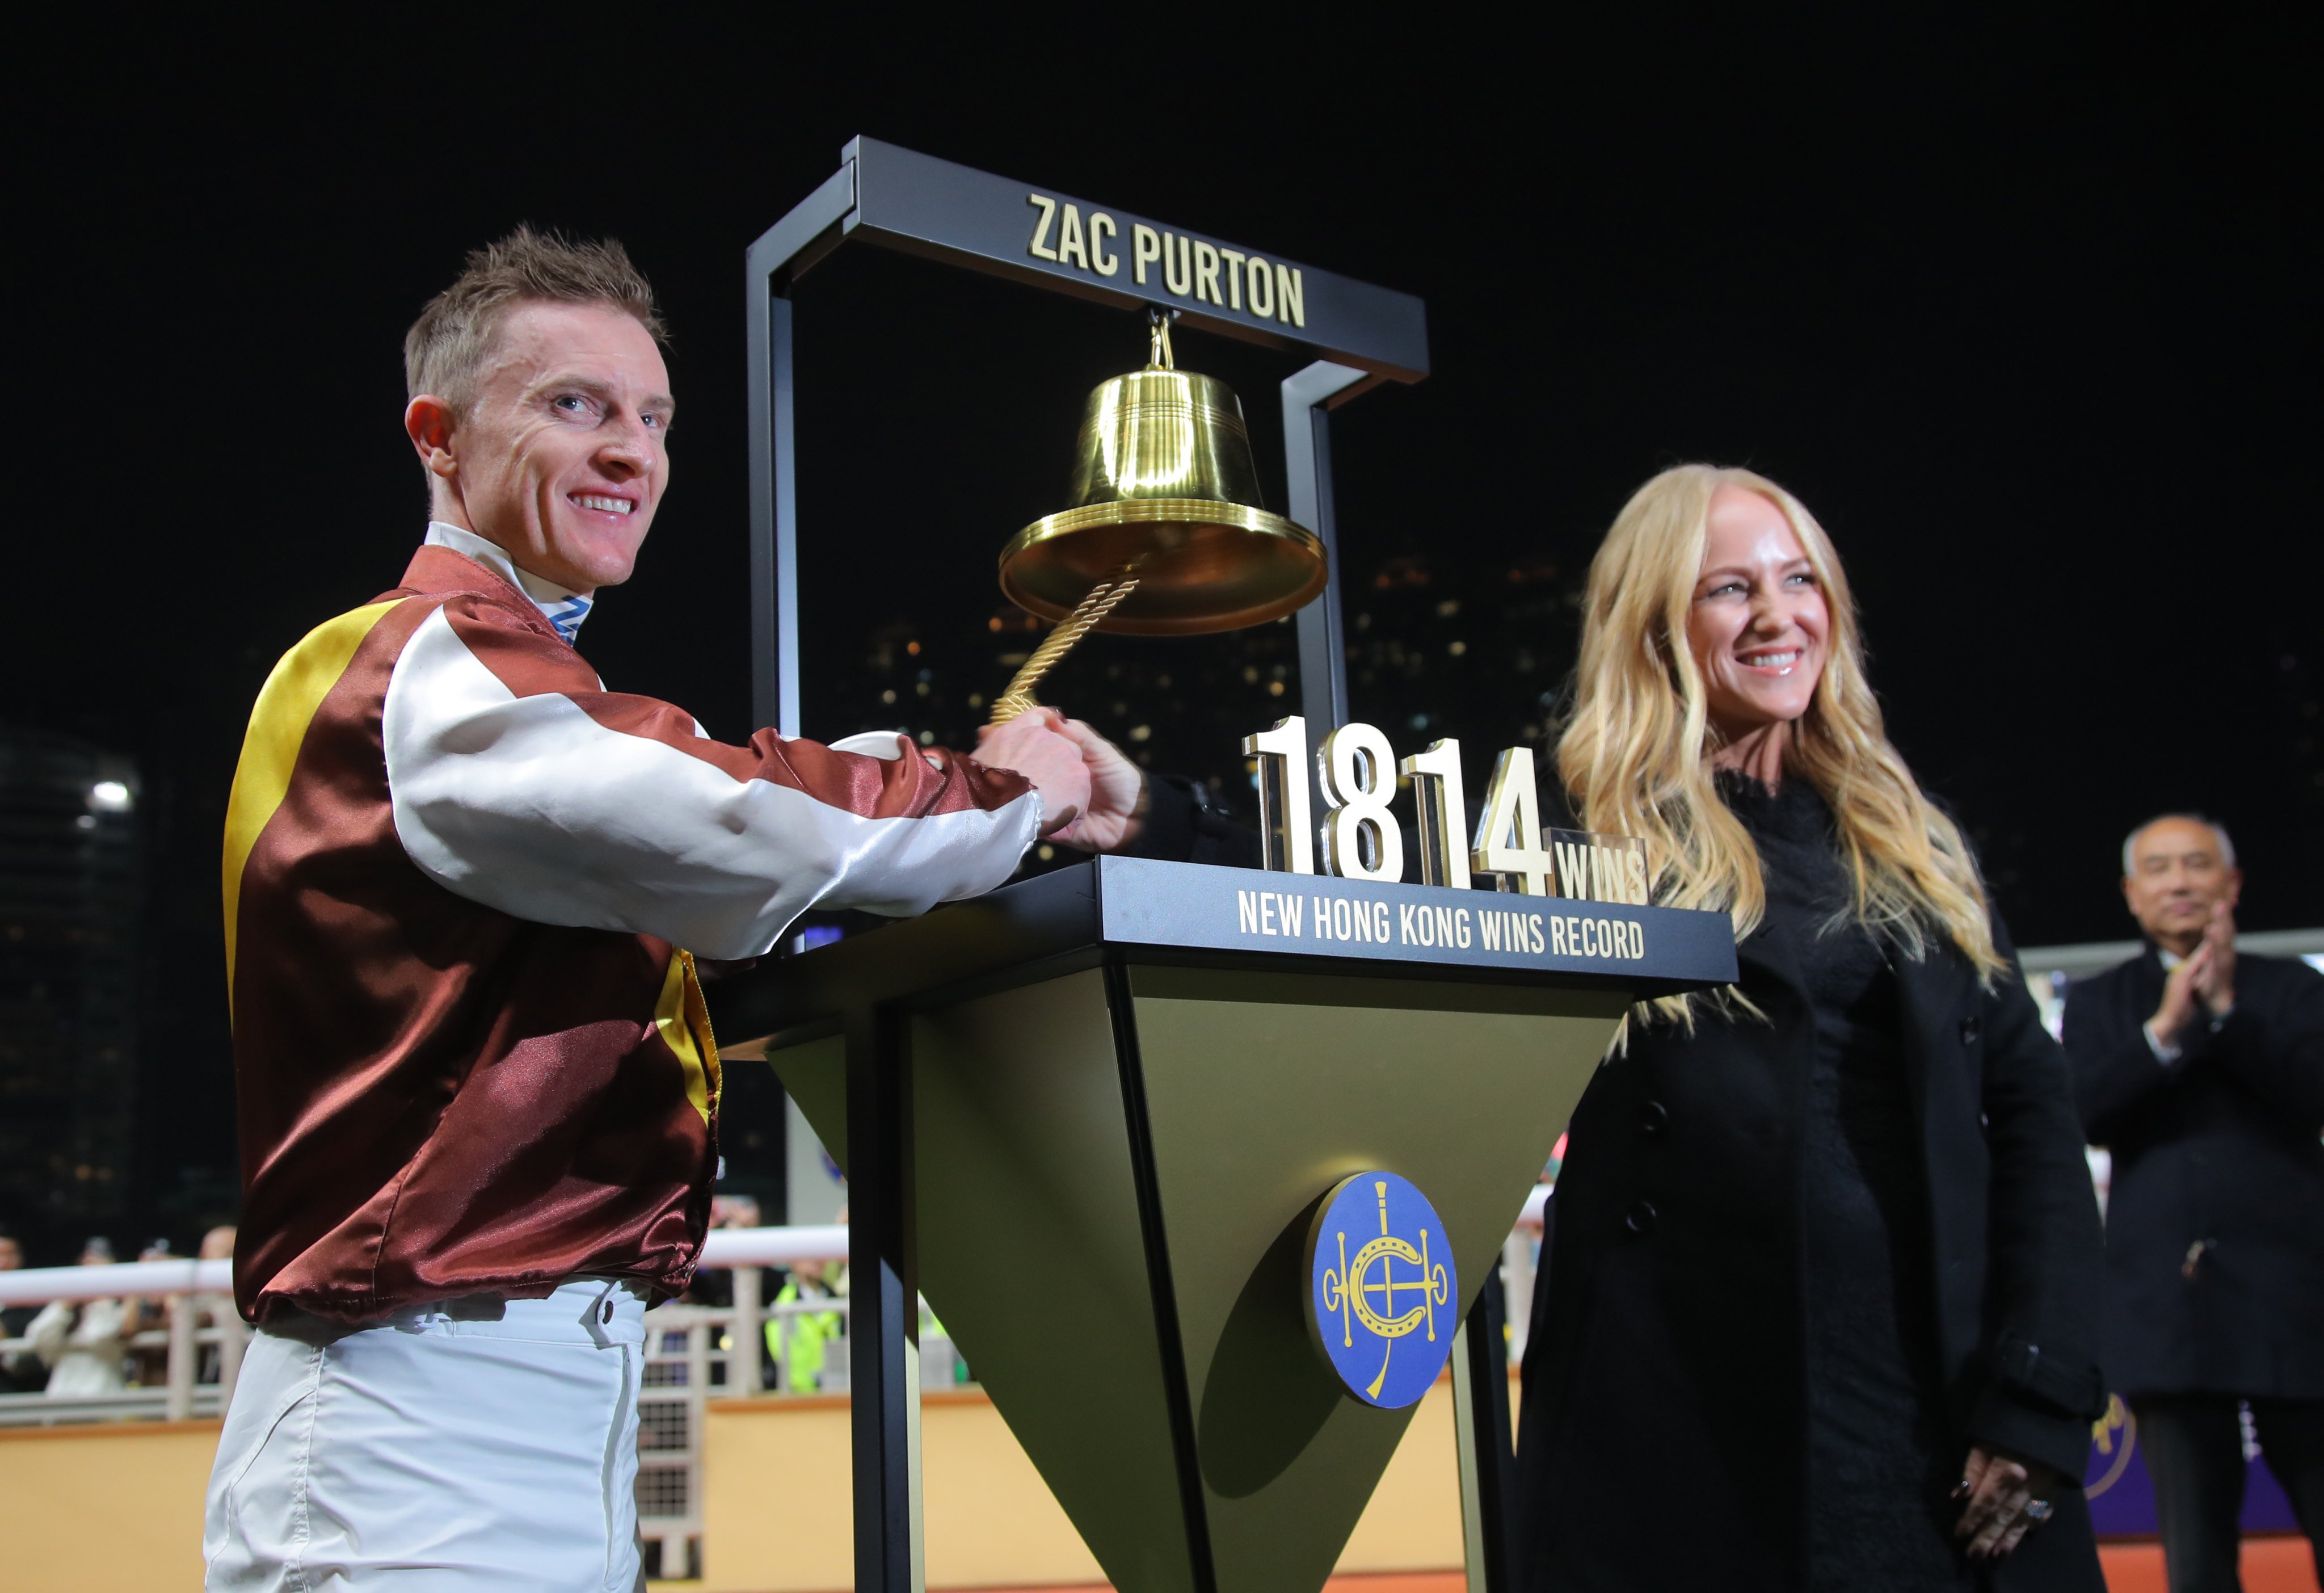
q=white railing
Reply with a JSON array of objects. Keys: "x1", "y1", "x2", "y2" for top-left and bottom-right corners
[
  {"x1": 2016, "y1": 927, "x2": 2324, "y2": 981},
  {"x1": 0, "y1": 1218, "x2": 1544, "y2": 1579},
  {"x1": 0, "y1": 1228, "x2": 852, "y2": 1582},
  {"x1": 1, "y1": 1258, "x2": 246, "y2": 1426},
  {"x1": 0, "y1": 1257, "x2": 234, "y2": 1305},
  {"x1": 0, "y1": 1230, "x2": 851, "y2": 1430}
]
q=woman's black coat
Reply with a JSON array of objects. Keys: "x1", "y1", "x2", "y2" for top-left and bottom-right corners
[
  {"x1": 1125, "y1": 775, "x2": 2111, "y2": 1586},
  {"x1": 1515, "y1": 908, "x2": 2111, "y2": 1592}
]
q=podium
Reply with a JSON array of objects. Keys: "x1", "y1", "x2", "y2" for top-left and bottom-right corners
[{"x1": 709, "y1": 856, "x2": 1735, "y2": 1593}]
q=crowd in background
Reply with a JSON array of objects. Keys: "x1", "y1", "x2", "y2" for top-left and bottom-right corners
[
  {"x1": 0, "y1": 1205, "x2": 868, "y2": 1404},
  {"x1": 0, "y1": 1224, "x2": 235, "y2": 1398}
]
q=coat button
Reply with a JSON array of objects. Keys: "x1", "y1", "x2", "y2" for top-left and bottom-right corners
[
  {"x1": 1960, "y1": 1016, "x2": 1981, "y2": 1045},
  {"x1": 600, "y1": 1299, "x2": 614, "y2": 1324},
  {"x1": 1624, "y1": 1200, "x2": 1659, "y2": 1235},
  {"x1": 1639, "y1": 1100, "x2": 1670, "y2": 1137}
]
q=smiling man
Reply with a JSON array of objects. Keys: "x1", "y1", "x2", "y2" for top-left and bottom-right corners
[
  {"x1": 2065, "y1": 816, "x2": 2324, "y2": 1591},
  {"x1": 203, "y1": 229, "x2": 1106, "y2": 1591}
]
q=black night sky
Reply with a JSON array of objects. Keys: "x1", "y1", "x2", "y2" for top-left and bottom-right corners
[{"x1": 9, "y1": 17, "x2": 2317, "y2": 1250}]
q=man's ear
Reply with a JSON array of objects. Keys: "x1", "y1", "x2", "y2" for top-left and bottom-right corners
[
  {"x1": 2222, "y1": 868, "x2": 2244, "y2": 910},
  {"x1": 405, "y1": 396, "x2": 460, "y2": 480},
  {"x1": 2120, "y1": 875, "x2": 2140, "y2": 919}
]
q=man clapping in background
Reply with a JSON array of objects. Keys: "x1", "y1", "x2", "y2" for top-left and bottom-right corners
[{"x1": 2065, "y1": 815, "x2": 2324, "y2": 1592}]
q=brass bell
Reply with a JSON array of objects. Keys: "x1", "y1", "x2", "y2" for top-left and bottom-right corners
[{"x1": 991, "y1": 315, "x2": 1325, "y2": 721}]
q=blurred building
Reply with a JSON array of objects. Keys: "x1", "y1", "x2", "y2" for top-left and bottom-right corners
[{"x1": 0, "y1": 728, "x2": 141, "y2": 1263}]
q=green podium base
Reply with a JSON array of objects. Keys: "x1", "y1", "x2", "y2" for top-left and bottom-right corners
[{"x1": 772, "y1": 963, "x2": 1621, "y2": 1593}]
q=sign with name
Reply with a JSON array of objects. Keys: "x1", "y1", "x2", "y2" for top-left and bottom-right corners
[
  {"x1": 839, "y1": 137, "x2": 1429, "y2": 382},
  {"x1": 1089, "y1": 857, "x2": 1739, "y2": 994},
  {"x1": 1306, "y1": 1171, "x2": 1455, "y2": 1408},
  {"x1": 1024, "y1": 193, "x2": 1308, "y2": 329},
  {"x1": 1235, "y1": 885, "x2": 1646, "y2": 962}
]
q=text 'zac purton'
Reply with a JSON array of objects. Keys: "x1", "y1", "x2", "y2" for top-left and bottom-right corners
[{"x1": 1026, "y1": 194, "x2": 1306, "y2": 327}]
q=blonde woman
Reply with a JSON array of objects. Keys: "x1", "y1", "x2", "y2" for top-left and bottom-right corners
[{"x1": 1514, "y1": 467, "x2": 2107, "y2": 1592}]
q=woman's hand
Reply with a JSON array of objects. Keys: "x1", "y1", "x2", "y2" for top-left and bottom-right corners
[
  {"x1": 1954, "y1": 1445, "x2": 2059, "y2": 1561},
  {"x1": 973, "y1": 708, "x2": 1087, "y2": 838},
  {"x1": 1045, "y1": 718, "x2": 1148, "y2": 852}
]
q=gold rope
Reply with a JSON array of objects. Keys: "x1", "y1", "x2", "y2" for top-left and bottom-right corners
[{"x1": 990, "y1": 573, "x2": 1140, "y2": 724}]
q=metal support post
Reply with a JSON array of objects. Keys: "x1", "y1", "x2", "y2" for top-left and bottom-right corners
[
  {"x1": 1451, "y1": 1268, "x2": 1517, "y2": 1592},
  {"x1": 744, "y1": 157, "x2": 853, "y2": 739},
  {"x1": 1501, "y1": 1228, "x2": 1538, "y2": 1367},
  {"x1": 730, "y1": 1262, "x2": 763, "y2": 1397},
  {"x1": 1282, "y1": 361, "x2": 1367, "y2": 762},
  {"x1": 163, "y1": 1294, "x2": 196, "y2": 1421},
  {"x1": 846, "y1": 1004, "x2": 923, "y2": 1593},
  {"x1": 747, "y1": 291, "x2": 803, "y2": 738}
]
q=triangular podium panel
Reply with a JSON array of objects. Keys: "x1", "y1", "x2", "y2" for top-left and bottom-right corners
[
  {"x1": 1129, "y1": 966, "x2": 1621, "y2": 1592},
  {"x1": 774, "y1": 962, "x2": 1622, "y2": 1593}
]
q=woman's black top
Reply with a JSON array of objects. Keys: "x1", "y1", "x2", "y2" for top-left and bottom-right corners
[{"x1": 1724, "y1": 772, "x2": 1975, "y2": 1591}]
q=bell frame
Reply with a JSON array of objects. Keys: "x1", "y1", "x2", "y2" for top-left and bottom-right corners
[{"x1": 739, "y1": 139, "x2": 1525, "y2": 1593}]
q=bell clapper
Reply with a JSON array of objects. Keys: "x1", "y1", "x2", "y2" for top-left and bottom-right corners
[{"x1": 990, "y1": 567, "x2": 1141, "y2": 725}]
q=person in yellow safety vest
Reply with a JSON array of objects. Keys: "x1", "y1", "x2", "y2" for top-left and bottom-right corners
[
  {"x1": 768, "y1": 1260, "x2": 844, "y2": 1392},
  {"x1": 917, "y1": 1303, "x2": 972, "y2": 1387}
]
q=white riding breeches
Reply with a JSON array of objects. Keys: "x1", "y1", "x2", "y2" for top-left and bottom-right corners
[{"x1": 203, "y1": 1277, "x2": 649, "y2": 1592}]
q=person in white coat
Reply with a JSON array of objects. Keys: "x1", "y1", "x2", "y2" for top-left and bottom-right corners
[{"x1": 27, "y1": 1239, "x2": 142, "y2": 1397}]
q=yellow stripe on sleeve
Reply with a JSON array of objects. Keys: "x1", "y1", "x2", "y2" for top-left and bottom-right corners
[{"x1": 221, "y1": 600, "x2": 401, "y2": 1008}]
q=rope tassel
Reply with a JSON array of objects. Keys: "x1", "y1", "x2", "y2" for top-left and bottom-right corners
[{"x1": 990, "y1": 571, "x2": 1140, "y2": 724}]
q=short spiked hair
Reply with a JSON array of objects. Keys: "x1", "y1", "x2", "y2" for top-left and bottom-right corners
[{"x1": 403, "y1": 225, "x2": 666, "y2": 419}]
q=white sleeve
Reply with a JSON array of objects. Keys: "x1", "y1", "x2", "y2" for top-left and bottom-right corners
[{"x1": 382, "y1": 602, "x2": 1040, "y2": 959}]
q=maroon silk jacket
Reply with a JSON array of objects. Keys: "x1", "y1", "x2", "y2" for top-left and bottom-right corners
[{"x1": 222, "y1": 542, "x2": 1038, "y2": 1323}]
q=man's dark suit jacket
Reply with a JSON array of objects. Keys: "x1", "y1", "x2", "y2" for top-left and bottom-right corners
[{"x1": 2064, "y1": 946, "x2": 2324, "y2": 1399}]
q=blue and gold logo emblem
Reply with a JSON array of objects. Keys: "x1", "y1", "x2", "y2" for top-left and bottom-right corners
[{"x1": 1304, "y1": 1171, "x2": 1457, "y2": 1408}]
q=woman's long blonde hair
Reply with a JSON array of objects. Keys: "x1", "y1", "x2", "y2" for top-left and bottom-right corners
[{"x1": 1557, "y1": 464, "x2": 2003, "y2": 1022}]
